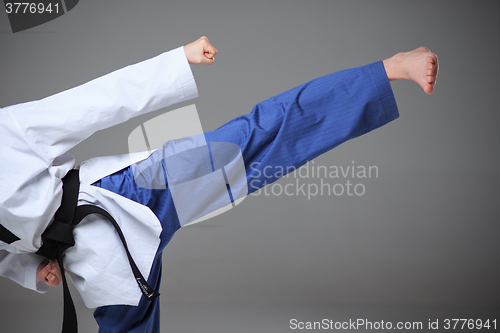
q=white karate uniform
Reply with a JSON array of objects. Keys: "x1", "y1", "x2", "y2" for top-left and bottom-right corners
[{"x1": 0, "y1": 46, "x2": 198, "y2": 308}]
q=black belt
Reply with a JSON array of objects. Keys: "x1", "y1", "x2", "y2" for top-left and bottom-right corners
[{"x1": 1, "y1": 169, "x2": 159, "y2": 333}]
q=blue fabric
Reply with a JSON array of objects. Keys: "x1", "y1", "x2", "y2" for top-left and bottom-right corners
[{"x1": 92, "y1": 61, "x2": 399, "y2": 332}]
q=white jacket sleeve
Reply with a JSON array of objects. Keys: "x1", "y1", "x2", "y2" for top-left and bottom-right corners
[
  {"x1": 0, "y1": 249, "x2": 50, "y2": 293},
  {"x1": 4, "y1": 46, "x2": 198, "y2": 164}
]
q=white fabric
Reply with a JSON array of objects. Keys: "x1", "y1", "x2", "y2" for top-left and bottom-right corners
[{"x1": 0, "y1": 46, "x2": 199, "y2": 307}]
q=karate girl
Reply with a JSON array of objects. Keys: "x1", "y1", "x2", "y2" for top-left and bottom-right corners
[{"x1": 0, "y1": 36, "x2": 438, "y2": 332}]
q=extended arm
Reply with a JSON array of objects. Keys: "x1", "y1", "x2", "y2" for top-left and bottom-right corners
[{"x1": 3, "y1": 37, "x2": 217, "y2": 166}]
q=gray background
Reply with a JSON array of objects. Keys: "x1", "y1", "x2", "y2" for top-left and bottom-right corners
[{"x1": 1, "y1": 0, "x2": 499, "y2": 332}]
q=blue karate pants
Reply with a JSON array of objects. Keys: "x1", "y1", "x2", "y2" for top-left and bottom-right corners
[{"x1": 92, "y1": 61, "x2": 399, "y2": 332}]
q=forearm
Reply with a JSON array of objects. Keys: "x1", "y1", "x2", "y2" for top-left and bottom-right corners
[{"x1": 6, "y1": 46, "x2": 198, "y2": 164}]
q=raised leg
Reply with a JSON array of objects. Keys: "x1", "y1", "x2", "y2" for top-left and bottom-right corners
[{"x1": 92, "y1": 52, "x2": 434, "y2": 332}]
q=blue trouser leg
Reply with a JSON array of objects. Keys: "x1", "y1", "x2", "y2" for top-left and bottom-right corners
[
  {"x1": 203, "y1": 61, "x2": 398, "y2": 190},
  {"x1": 92, "y1": 61, "x2": 399, "y2": 333}
]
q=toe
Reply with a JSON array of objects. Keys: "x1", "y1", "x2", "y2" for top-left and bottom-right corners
[
  {"x1": 424, "y1": 83, "x2": 434, "y2": 95},
  {"x1": 428, "y1": 53, "x2": 438, "y2": 69}
]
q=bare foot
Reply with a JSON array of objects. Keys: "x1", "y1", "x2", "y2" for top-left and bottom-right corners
[{"x1": 383, "y1": 47, "x2": 438, "y2": 94}]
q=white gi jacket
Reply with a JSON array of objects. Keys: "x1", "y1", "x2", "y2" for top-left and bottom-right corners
[{"x1": 0, "y1": 46, "x2": 198, "y2": 308}]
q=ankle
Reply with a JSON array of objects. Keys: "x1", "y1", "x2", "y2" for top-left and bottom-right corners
[{"x1": 383, "y1": 52, "x2": 406, "y2": 81}]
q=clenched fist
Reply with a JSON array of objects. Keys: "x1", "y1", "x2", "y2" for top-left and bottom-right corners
[
  {"x1": 184, "y1": 36, "x2": 218, "y2": 65},
  {"x1": 36, "y1": 258, "x2": 63, "y2": 287}
]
